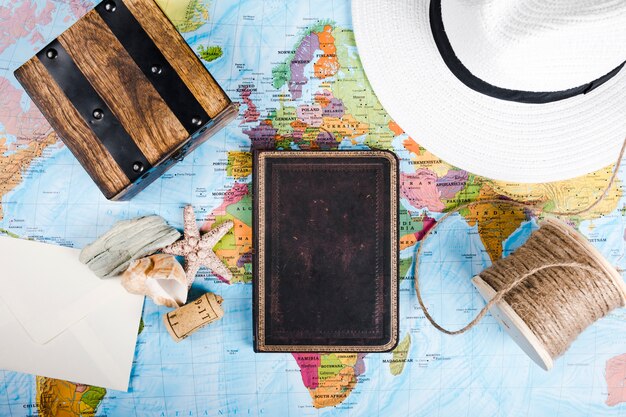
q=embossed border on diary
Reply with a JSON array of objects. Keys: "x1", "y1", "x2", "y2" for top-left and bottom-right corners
[{"x1": 253, "y1": 151, "x2": 398, "y2": 352}]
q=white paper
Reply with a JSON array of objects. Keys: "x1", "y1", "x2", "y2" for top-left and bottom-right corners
[{"x1": 0, "y1": 237, "x2": 144, "y2": 391}]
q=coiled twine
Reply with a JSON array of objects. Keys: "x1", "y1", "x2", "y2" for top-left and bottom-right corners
[{"x1": 414, "y1": 140, "x2": 626, "y2": 370}]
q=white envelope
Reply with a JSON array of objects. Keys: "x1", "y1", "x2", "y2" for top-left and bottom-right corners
[{"x1": 0, "y1": 236, "x2": 144, "y2": 391}]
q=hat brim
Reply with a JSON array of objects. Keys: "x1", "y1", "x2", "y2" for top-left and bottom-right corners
[{"x1": 352, "y1": 0, "x2": 626, "y2": 183}]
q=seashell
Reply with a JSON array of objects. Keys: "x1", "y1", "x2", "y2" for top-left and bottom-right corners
[{"x1": 121, "y1": 254, "x2": 188, "y2": 308}]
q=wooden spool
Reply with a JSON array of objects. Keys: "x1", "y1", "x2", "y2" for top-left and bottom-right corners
[{"x1": 472, "y1": 218, "x2": 626, "y2": 371}]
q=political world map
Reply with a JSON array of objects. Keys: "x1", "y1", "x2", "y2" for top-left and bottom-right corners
[{"x1": 1, "y1": 0, "x2": 626, "y2": 416}]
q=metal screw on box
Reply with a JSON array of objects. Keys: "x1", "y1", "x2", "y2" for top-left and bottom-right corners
[
  {"x1": 104, "y1": 1, "x2": 116, "y2": 12},
  {"x1": 132, "y1": 162, "x2": 144, "y2": 173}
]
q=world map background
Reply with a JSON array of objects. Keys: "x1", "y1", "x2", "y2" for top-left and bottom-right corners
[{"x1": 1, "y1": 0, "x2": 626, "y2": 416}]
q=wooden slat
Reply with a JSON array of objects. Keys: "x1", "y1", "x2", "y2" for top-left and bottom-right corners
[
  {"x1": 58, "y1": 10, "x2": 188, "y2": 164},
  {"x1": 124, "y1": 0, "x2": 231, "y2": 119},
  {"x1": 14, "y1": 58, "x2": 129, "y2": 199}
]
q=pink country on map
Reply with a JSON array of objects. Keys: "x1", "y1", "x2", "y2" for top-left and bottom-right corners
[
  {"x1": 0, "y1": 0, "x2": 91, "y2": 55},
  {"x1": 201, "y1": 182, "x2": 253, "y2": 283},
  {"x1": 605, "y1": 353, "x2": 626, "y2": 406},
  {"x1": 63, "y1": 0, "x2": 92, "y2": 22},
  {"x1": 296, "y1": 104, "x2": 323, "y2": 127},
  {"x1": 0, "y1": 78, "x2": 58, "y2": 220},
  {"x1": 0, "y1": 0, "x2": 94, "y2": 223},
  {"x1": 400, "y1": 170, "x2": 446, "y2": 212},
  {"x1": 238, "y1": 85, "x2": 260, "y2": 125},
  {"x1": 0, "y1": 0, "x2": 55, "y2": 53},
  {"x1": 294, "y1": 354, "x2": 321, "y2": 389},
  {"x1": 293, "y1": 353, "x2": 367, "y2": 408},
  {"x1": 0, "y1": 78, "x2": 52, "y2": 144},
  {"x1": 202, "y1": 182, "x2": 249, "y2": 224},
  {"x1": 399, "y1": 210, "x2": 436, "y2": 250},
  {"x1": 436, "y1": 170, "x2": 469, "y2": 199},
  {"x1": 314, "y1": 89, "x2": 346, "y2": 119},
  {"x1": 314, "y1": 89, "x2": 332, "y2": 107}
]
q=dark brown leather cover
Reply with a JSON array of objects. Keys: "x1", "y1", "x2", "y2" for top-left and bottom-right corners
[{"x1": 253, "y1": 151, "x2": 399, "y2": 352}]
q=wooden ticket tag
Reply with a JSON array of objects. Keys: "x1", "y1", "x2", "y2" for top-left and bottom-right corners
[{"x1": 163, "y1": 292, "x2": 224, "y2": 342}]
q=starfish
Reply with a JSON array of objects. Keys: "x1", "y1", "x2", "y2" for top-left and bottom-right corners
[{"x1": 162, "y1": 205, "x2": 234, "y2": 287}]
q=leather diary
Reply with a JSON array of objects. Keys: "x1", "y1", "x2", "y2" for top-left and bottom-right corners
[{"x1": 253, "y1": 151, "x2": 399, "y2": 352}]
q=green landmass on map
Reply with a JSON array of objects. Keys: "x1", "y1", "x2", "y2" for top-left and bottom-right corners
[
  {"x1": 390, "y1": 333, "x2": 411, "y2": 376},
  {"x1": 81, "y1": 387, "x2": 107, "y2": 410},
  {"x1": 0, "y1": 228, "x2": 19, "y2": 238},
  {"x1": 155, "y1": 0, "x2": 211, "y2": 33},
  {"x1": 225, "y1": 192, "x2": 252, "y2": 227},
  {"x1": 399, "y1": 257, "x2": 413, "y2": 280},
  {"x1": 198, "y1": 45, "x2": 223, "y2": 62}
]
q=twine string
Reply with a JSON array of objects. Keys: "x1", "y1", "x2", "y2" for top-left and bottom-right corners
[
  {"x1": 416, "y1": 262, "x2": 606, "y2": 336},
  {"x1": 414, "y1": 139, "x2": 626, "y2": 342}
]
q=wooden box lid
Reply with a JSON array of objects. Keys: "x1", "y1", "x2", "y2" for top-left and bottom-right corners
[{"x1": 14, "y1": 0, "x2": 236, "y2": 200}]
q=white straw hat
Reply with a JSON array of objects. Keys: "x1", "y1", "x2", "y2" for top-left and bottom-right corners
[{"x1": 352, "y1": 0, "x2": 626, "y2": 182}]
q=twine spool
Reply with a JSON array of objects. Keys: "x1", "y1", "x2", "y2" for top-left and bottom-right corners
[
  {"x1": 414, "y1": 139, "x2": 626, "y2": 370},
  {"x1": 474, "y1": 218, "x2": 626, "y2": 370}
]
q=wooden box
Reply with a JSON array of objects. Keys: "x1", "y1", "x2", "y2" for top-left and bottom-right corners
[{"x1": 14, "y1": 0, "x2": 237, "y2": 200}]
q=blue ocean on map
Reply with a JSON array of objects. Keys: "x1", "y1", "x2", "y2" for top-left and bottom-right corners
[{"x1": 1, "y1": 0, "x2": 626, "y2": 416}]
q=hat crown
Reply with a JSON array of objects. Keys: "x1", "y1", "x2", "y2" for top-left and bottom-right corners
[{"x1": 442, "y1": 0, "x2": 626, "y2": 91}]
